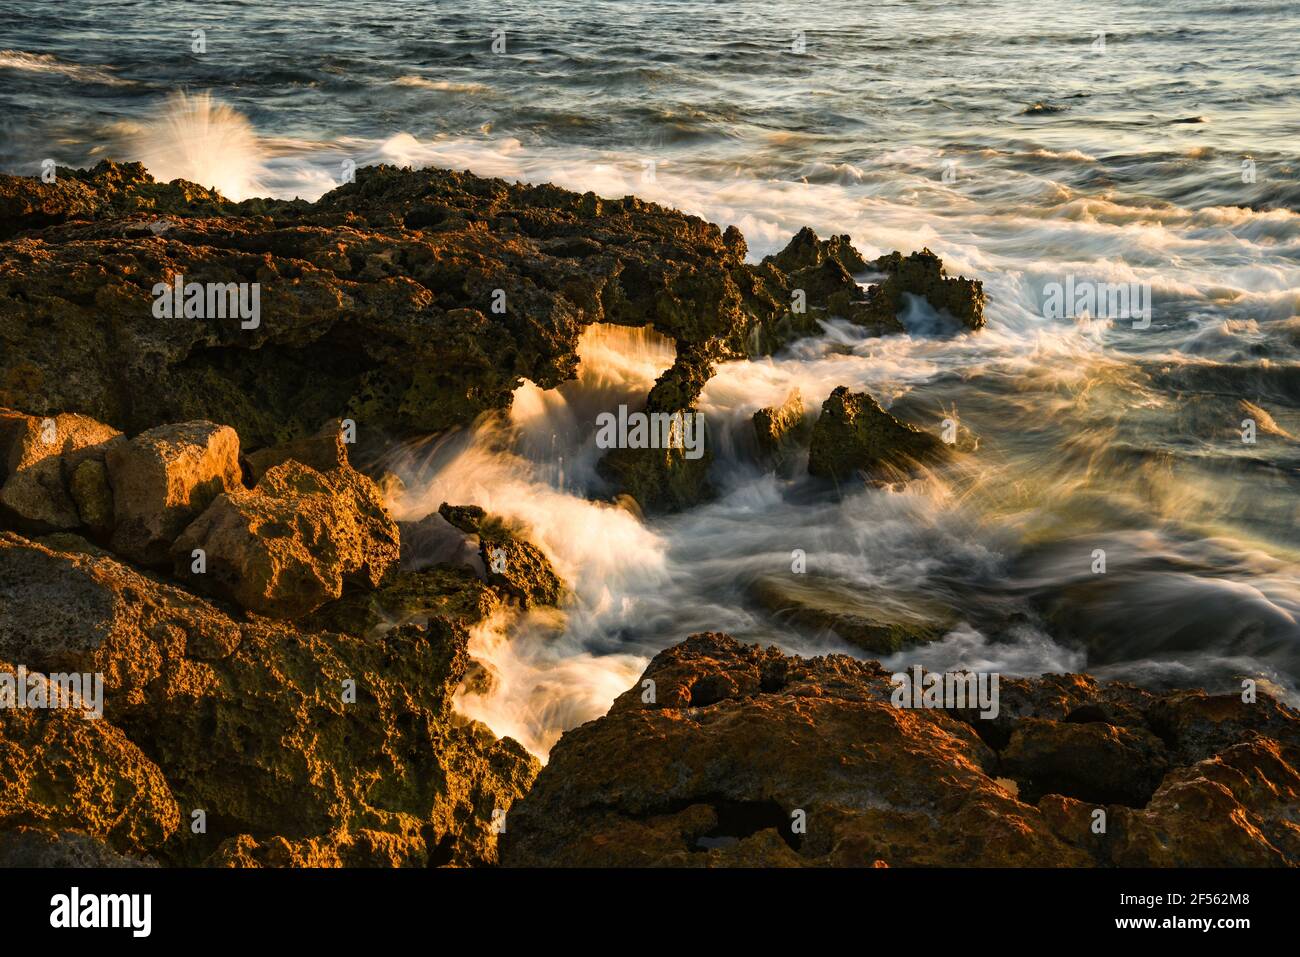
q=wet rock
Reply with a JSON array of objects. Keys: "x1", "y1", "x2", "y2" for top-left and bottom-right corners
[
  {"x1": 0, "y1": 162, "x2": 762, "y2": 446},
  {"x1": 764, "y1": 226, "x2": 868, "y2": 276},
  {"x1": 748, "y1": 574, "x2": 956, "y2": 654},
  {"x1": 596, "y1": 438, "x2": 711, "y2": 514},
  {"x1": 807, "y1": 386, "x2": 951, "y2": 481},
  {"x1": 479, "y1": 536, "x2": 565, "y2": 607},
  {"x1": 858, "y1": 249, "x2": 986, "y2": 331},
  {"x1": 0, "y1": 162, "x2": 985, "y2": 463},
  {"x1": 437, "y1": 502, "x2": 565, "y2": 608},
  {"x1": 171, "y1": 458, "x2": 399, "y2": 619},
  {"x1": 752, "y1": 389, "x2": 809, "y2": 467},
  {"x1": 437, "y1": 503, "x2": 488, "y2": 535},
  {"x1": 0, "y1": 531, "x2": 538, "y2": 867},
  {"x1": 106, "y1": 421, "x2": 242, "y2": 567},
  {"x1": 0, "y1": 409, "x2": 123, "y2": 534},
  {"x1": 502, "y1": 632, "x2": 1300, "y2": 867},
  {"x1": 0, "y1": 827, "x2": 158, "y2": 867}
]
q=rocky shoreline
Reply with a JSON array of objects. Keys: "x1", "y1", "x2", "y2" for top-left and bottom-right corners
[{"x1": 0, "y1": 162, "x2": 1295, "y2": 867}]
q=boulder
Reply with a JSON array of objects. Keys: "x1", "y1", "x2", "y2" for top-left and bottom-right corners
[
  {"x1": 748, "y1": 574, "x2": 957, "y2": 654},
  {"x1": 0, "y1": 659, "x2": 180, "y2": 856},
  {"x1": 0, "y1": 531, "x2": 539, "y2": 866},
  {"x1": 244, "y1": 419, "x2": 349, "y2": 484},
  {"x1": 0, "y1": 409, "x2": 122, "y2": 534},
  {"x1": 502, "y1": 633, "x2": 1089, "y2": 867},
  {"x1": 807, "y1": 386, "x2": 951, "y2": 481},
  {"x1": 106, "y1": 420, "x2": 242, "y2": 566},
  {"x1": 171, "y1": 459, "x2": 399, "y2": 618}
]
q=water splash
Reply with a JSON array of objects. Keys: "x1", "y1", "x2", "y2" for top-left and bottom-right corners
[{"x1": 124, "y1": 91, "x2": 266, "y2": 200}]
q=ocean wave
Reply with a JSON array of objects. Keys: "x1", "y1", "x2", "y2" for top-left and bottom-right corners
[
  {"x1": 0, "y1": 49, "x2": 133, "y2": 87},
  {"x1": 393, "y1": 76, "x2": 491, "y2": 93}
]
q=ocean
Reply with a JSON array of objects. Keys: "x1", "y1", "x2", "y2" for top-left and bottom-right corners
[{"x1": 3, "y1": 0, "x2": 1298, "y2": 756}]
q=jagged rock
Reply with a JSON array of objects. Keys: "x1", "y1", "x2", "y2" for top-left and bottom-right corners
[
  {"x1": 0, "y1": 161, "x2": 762, "y2": 447},
  {"x1": 205, "y1": 827, "x2": 430, "y2": 868},
  {"x1": 308, "y1": 565, "x2": 501, "y2": 636},
  {"x1": 0, "y1": 827, "x2": 158, "y2": 867},
  {"x1": 857, "y1": 248, "x2": 986, "y2": 331},
  {"x1": 752, "y1": 389, "x2": 807, "y2": 462},
  {"x1": 748, "y1": 574, "x2": 956, "y2": 654},
  {"x1": 0, "y1": 160, "x2": 232, "y2": 240},
  {"x1": 807, "y1": 386, "x2": 951, "y2": 481},
  {"x1": 105, "y1": 420, "x2": 242, "y2": 566},
  {"x1": 0, "y1": 161, "x2": 983, "y2": 466},
  {"x1": 502, "y1": 633, "x2": 1089, "y2": 867},
  {"x1": 1043, "y1": 737, "x2": 1300, "y2": 867},
  {"x1": 1001, "y1": 718, "x2": 1169, "y2": 805},
  {"x1": 0, "y1": 531, "x2": 539, "y2": 866},
  {"x1": 171, "y1": 459, "x2": 399, "y2": 618},
  {"x1": 437, "y1": 503, "x2": 488, "y2": 535},
  {"x1": 480, "y1": 537, "x2": 565, "y2": 608},
  {"x1": 0, "y1": 409, "x2": 123, "y2": 534},
  {"x1": 501, "y1": 633, "x2": 1300, "y2": 867},
  {"x1": 0, "y1": 659, "x2": 180, "y2": 856},
  {"x1": 437, "y1": 503, "x2": 565, "y2": 608},
  {"x1": 595, "y1": 439, "x2": 712, "y2": 514},
  {"x1": 764, "y1": 226, "x2": 868, "y2": 276}
]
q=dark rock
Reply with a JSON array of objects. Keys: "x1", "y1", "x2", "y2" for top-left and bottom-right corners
[
  {"x1": 807, "y1": 386, "x2": 951, "y2": 481},
  {"x1": 748, "y1": 574, "x2": 956, "y2": 654},
  {"x1": 858, "y1": 248, "x2": 985, "y2": 331}
]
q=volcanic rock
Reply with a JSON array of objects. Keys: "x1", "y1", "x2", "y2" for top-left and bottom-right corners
[
  {"x1": 437, "y1": 502, "x2": 564, "y2": 608},
  {"x1": 0, "y1": 658, "x2": 179, "y2": 856},
  {"x1": 858, "y1": 248, "x2": 986, "y2": 331},
  {"x1": 751, "y1": 389, "x2": 809, "y2": 467},
  {"x1": 0, "y1": 409, "x2": 123, "y2": 534},
  {"x1": 0, "y1": 827, "x2": 158, "y2": 867},
  {"x1": 748, "y1": 574, "x2": 957, "y2": 653}
]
